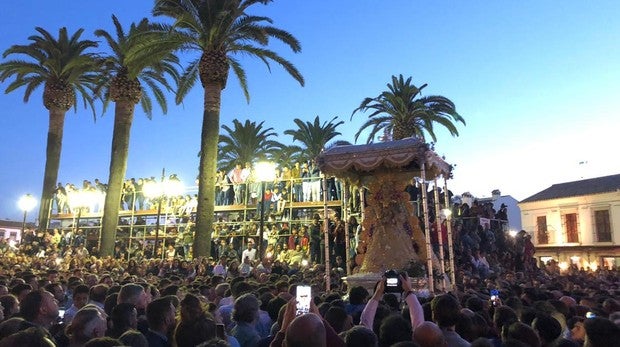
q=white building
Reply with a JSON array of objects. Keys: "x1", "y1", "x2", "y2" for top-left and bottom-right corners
[{"x1": 519, "y1": 174, "x2": 620, "y2": 270}]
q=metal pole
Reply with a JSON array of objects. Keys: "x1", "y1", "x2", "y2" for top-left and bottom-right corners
[
  {"x1": 21, "y1": 210, "x2": 27, "y2": 234},
  {"x1": 443, "y1": 178, "x2": 457, "y2": 292},
  {"x1": 323, "y1": 174, "x2": 331, "y2": 291},
  {"x1": 359, "y1": 187, "x2": 365, "y2": 222},
  {"x1": 259, "y1": 181, "x2": 266, "y2": 260},
  {"x1": 75, "y1": 209, "x2": 82, "y2": 235},
  {"x1": 433, "y1": 179, "x2": 446, "y2": 292},
  {"x1": 154, "y1": 200, "x2": 162, "y2": 259},
  {"x1": 343, "y1": 181, "x2": 351, "y2": 276},
  {"x1": 420, "y1": 164, "x2": 435, "y2": 293},
  {"x1": 154, "y1": 168, "x2": 165, "y2": 259}
]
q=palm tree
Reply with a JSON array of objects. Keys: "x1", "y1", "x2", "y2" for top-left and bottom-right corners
[
  {"x1": 154, "y1": 0, "x2": 304, "y2": 257},
  {"x1": 271, "y1": 144, "x2": 303, "y2": 169},
  {"x1": 284, "y1": 116, "x2": 344, "y2": 163},
  {"x1": 352, "y1": 74, "x2": 465, "y2": 143},
  {"x1": 95, "y1": 16, "x2": 180, "y2": 256},
  {"x1": 0, "y1": 27, "x2": 100, "y2": 230},
  {"x1": 218, "y1": 119, "x2": 283, "y2": 171}
]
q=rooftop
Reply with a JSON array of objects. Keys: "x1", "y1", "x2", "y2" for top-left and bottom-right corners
[{"x1": 520, "y1": 173, "x2": 620, "y2": 203}]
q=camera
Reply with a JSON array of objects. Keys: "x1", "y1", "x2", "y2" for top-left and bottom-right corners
[{"x1": 384, "y1": 270, "x2": 403, "y2": 293}]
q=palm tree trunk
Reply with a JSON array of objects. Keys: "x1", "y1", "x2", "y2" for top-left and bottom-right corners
[
  {"x1": 194, "y1": 83, "x2": 221, "y2": 258},
  {"x1": 38, "y1": 108, "x2": 66, "y2": 230},
  {"x1": 100, "y1": 101, "x2": 135, "y2": 256}
]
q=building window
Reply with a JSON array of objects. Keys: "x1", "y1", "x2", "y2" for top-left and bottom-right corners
[
  {"x1": 536, "y1": 216, "x2": 548, "y2": 244},
  {"x1": 563, "y1": 213, "x2": 579, "y2": 243},
  {"x1": 594, "y1": 210, "x2": 612, "y2": 242}
]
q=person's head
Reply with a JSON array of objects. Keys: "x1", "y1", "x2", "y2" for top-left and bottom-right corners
[
  {"x1": 232, "y1": 293, "x2": 259, "y2": 324},
  {"x1": 0, "y1": 326, "x2": 54, "y2": 347},
  {"x1": 532, "y1": 313, "x2": 562, "y2": 345},
  {"x1": 0, "y1": 294, "x2": 19, "y2": 319},
  {"x1": 348, "y1": 286, "x2": 369, "y2": 306},
  {"x1": 198, "y1": 338, "x2": 232, "y2": 347},
  {"x1": 118, "y1": 329, "x2": 149, "y2": 347},
  {"x1": 118, "y1": 284, "x2": 147, "y2": 310},
  {"x1": 110, "y1": 303, "x2": 137, "y2": 337},
  {"x1": 284, "y1": 313, "x2": 326, "y2": 347},
  {"x1": 89, "y1": 284, "x2": 109, "y2": 303},
  {"x1": 493, "y1": 306, "x2": 518, "y2": 333},
  {"x1": 43, "y1": 283, "x2": 64, "y2": 303},
  {"x1": 431, "y1": 294, "x2": 460, "y2": 328},
  {"x1": 324, "y1": 306, "x2": 349, "y2": 334},
  {"x1": 379, "y1": 314, "x2": 412, "y2": 347},
  {"x1": 583, "y1": 317, "x2": 620, "y2": 347},
  {"x1": 502, "y1": 322, "x2": 541, "y2": 347},
  {"x1": 83, "y1": 337, "x2": 122, "y2": 347},
  {"x1": 65, "y1": 305, "x2": 107, "y2": 346},
  {"x1": 10, "y1": 283, "x2": 32, "y2": 302},
  {"x1": 146, "y1": 297, "x2": 176, "y2": 333},
  {"x1": 413, "y1": 321, "x2": 447, "y2": 347},
  {"x1": 19, "y1": 289, "x2": 58, "y2": 327},
  {"x1": 344, "y1": 325, "x2": 377, "y2": 347},
  {"x1": 180, "y1": 293, "x2": 204, "y2": 322},
  {"x1": 72, "y1": 284, "x2": 90, "y2": 310},
  {"x1": 0, "y1": 317, "x2": 33, "y2": 339},
  {"x1": 567, "y1": 316, "x2": 586, "y2": 342},
  {"x1": 174, "y1": 315, "x2": 217, "y2": 347}
]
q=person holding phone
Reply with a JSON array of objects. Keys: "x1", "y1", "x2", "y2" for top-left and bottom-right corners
[
  {"x1": 360, "y1": 273, "x2": 424, "y2": 331},
  {"x1": 269, "y1": 294, "x2": 345, "y2": 347}
]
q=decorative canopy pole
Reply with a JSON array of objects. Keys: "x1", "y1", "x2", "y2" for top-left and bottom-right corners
[
  {"x1": 433, "y1": 178, "x2": 446, "y2": 292},
  {"x1": 443, "y1": 178, "x2": 457, "y2": 292},
  {"x1": 420, "y1": 165, "x2": 435, "y2": 293},
  {"x1": 322, "y1": 174, "x2": 331, "y2": 291}
]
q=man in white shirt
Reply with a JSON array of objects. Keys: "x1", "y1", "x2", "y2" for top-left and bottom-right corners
[{"x1": 241, "y1": 242, "x2": 257, "y2": 262}]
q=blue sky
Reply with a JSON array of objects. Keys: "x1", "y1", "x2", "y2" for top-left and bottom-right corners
[{"x1": 1, "y1": 1, "x2": 619, "y2": 222}]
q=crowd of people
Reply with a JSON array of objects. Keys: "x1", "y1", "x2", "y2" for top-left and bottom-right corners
[
  {"x1": 51, "y1": 160, "x2": 348, "y2": 218},
  {"x1": 3, "y1": 171, "x2": 615, "y2": 346},
  {"x1": 0, "y1": 237, "x2": 618, "y2": 347}
]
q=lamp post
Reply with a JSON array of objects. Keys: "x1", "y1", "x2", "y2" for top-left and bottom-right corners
[
  {"x1": 254, "y1": 162, "x2": 276, "y2": 260},
  {"x1": 18, "y1": 194, "x2": 37, "y2": 233},
  {"x1": 143, "y1": 169, "x2": 184, "y2": 259}
]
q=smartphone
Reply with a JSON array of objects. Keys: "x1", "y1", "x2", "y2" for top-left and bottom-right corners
[
  {"x1": 216, "y1": 323, "x2": 225, "y2": 339},
  {"x1": 490, "y1": 289, "x2": 499, "y2": 305},
  {"x1": 58, "y1": 309, "x2": 66, "y2": 319},
  {"x1": 296, "y1": 285, "x2": 312, "y2": 316},
  {"x1": 586, "y1": 312, "x2": 596, "y2": 319}
]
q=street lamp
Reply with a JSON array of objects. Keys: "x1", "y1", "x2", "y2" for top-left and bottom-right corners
[
  {"x1": 18, "y1": 194, "x2": 37, "y2": 233},
  {"x1": 255, "y1": 161, "x2": 276, "y2": 260},
  {"x1": 143, "y1": 169, "x2": 184, "y2": 258}
]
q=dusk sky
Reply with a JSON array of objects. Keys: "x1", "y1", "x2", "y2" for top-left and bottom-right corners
[{"x1": 1, "y1": 1, "x2": 619, "y2": 222}]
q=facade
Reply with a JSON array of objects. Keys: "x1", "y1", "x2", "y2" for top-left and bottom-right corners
[
  {"x1": 519, "y1": 174, "x2": 620, "y2": 270},
  {"x1": 0, "y1": 220, "x2": 24, "y2": 243}
]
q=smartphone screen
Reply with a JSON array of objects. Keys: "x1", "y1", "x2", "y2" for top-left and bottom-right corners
[
  {"x1": 296, "y1": 285, "x2": 311, "y2": 316},
  {"x1": 58, "y1": 309, "x2": 66, "y2": 318},
  {"x1": 490, "y1": 289, "x2": 499, "y2": 305},
  {"x1": 386, "y1": 277, "x2": 398, "y2": 287}
]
